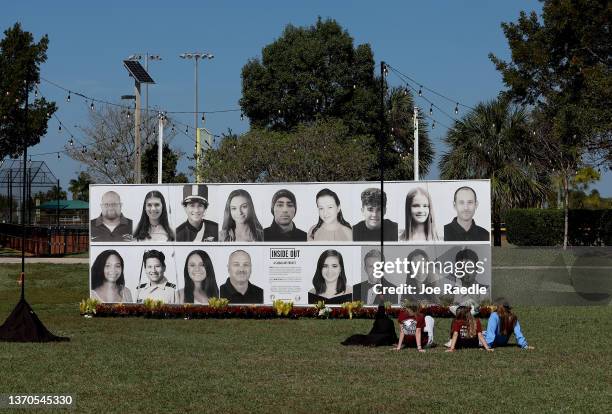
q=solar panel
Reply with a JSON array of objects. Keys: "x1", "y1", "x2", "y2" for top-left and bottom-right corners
[{"x1": 123, "y1": 60, "x2": 155, "y2": 84}]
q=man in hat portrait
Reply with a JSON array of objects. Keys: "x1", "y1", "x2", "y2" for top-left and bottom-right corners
[
  {"x1": 176, "y1": 184, "x2": 218, "y2": 242},
  {"x1": 263, "y1": 189, "x2": 307, "y2": 241},
  {"x1": 136, "y1": 249, "x2": 178, "y2": 304}
]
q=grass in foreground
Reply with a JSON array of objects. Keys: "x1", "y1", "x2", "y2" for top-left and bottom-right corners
[{"x1": 0, "y1": 264, "x2": 611, "y2": 413}]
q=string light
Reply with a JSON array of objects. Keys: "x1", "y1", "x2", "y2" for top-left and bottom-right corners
[
  {"x1": 418, "y1": 86, "x2": 422, "y2": 96},
  {"x1": 29, "y1": 81, "x2": 211, "y2": 160},
  {"x1": 58, "y1": 124, "x2": 62, "y2": 132},
  {"x1": 57, "y1": 152, "x2": 60, "y2": 159},
  {"x1": 432, "y1": 120, "x2": 436, "y2": 129},
  {"x1": 240, "y1": 113, "x2": 244, "y2": 121},
  {"x1": 384, "y1": 63, "x2": 475, "y2": 111},
  {"x1": 66, "y1": 92, "x2": 71, "y2": 102},
  {"x1": 90, "y1": 101, "x2": 95, "y2": 110},
  {"x1": 454, "y1": 103, "x2": 459, "y2": 114},
  {"x1": 69, "y1": 138, "x2": 74, "y2": 146},
  {"x1": 429, "y1": 104, "x2": 433, "y2": 116}
]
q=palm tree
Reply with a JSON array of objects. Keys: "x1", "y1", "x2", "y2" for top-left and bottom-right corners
[
  {"x1": 68, "y1": 172, "x2": 92, "y2": 201},
  {"x1": 439, "y1": 98, "x2": 546, "y2": 246}
]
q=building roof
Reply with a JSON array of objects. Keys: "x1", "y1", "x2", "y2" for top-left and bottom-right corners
[{"x1": 38, "y1": 200, "x2": 89, "y2": 210}]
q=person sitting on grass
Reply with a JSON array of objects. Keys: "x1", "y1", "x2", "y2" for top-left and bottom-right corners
[
  {"x1": 341, "y1": 304, "x2": 398, "y2": 347},
  {"x1": 485, "y1": 298, "x2": 534, "y2": 350},
  {"x1": 394, "y1": 304, "x2": 434, "y2": 352},
  {"x1": 445, "y1": 306, "x2": 492, "y2": 352}
]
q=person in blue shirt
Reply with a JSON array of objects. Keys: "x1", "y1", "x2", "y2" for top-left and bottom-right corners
[{"x1": 485, "y1": 299, "x2": 534, "y2": 350}]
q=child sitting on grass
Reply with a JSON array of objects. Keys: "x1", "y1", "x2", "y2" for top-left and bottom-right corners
[
  {"x1": 445, "y1": 306, "x2": 492, "y2": 352},
  {"x1": 485, "y1": 298, "x2": 534, "y2": 350},
  {"x1": 394, "y1": 304, "x2": 435, "y2": 352}
]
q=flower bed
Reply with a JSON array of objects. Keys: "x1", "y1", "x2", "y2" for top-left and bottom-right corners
[{"x1": 90, "y1": 302, "x2": 494, "y2": 320}]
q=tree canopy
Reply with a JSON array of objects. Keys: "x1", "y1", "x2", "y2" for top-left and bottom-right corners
[
  {"x1": 489, "y1": 0, "x2": 611, "y2": 168},
  {"x1": 66, "y1": 106, "x2": 186, "y2": 183},
  {"x1": 199, "y1": 119, "x2": 377, "y2": 182},
  {"x1": 236, "y1": 18, "x2": 433, "y2": 181},
  {"x1": 240, "y1": 17, "x2": 379, "y2": 136},
  {"x1": 0, "y1": 23, "x2": 57, "y2": 158}
]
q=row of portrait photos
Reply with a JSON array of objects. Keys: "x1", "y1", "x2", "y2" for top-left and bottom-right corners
[
  {"x1": 90, "y1": 181, "x2": 492, "y2": 244},
  {"x1": 90, "y1": 244, "x2": 492, "y2": 306}
]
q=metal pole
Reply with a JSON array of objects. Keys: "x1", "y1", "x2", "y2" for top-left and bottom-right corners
[
  {"x1": 57, "y1": 179, "x2": 60, "y2": 227},
  {"x1": 194, "y1": 57, "x2": 200, "y2": 182},
  {"x1": 26, "y1": 167, "x2": 30, "y2": 224},
  {"x1": 8, "y1": 169, "x2": 12, "y2": 223},
  {"x1": 145, "y1": 54, "x2": 149, "y2": 125},
  {"x1": 413, "y1": 106, "x2": 419, "y2": 181},
  {"x1": 134, "y1": 82, "x2": 142, "y2": 183},
  {"x1": 158, "y1": 113, "x2": 164, "y2": 184},
  {"x1": 379, "y1": 61, "x2": 386, "y2": 251},
  {"x1": 21, "y1": 80, "x2": 29, "y2": 298}
]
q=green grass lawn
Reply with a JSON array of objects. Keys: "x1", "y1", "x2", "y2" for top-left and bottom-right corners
[{"x1": 1, "y1": 263, "x2": 611, "y2": 413}]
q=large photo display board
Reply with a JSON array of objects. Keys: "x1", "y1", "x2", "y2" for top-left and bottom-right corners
[{"x1": 89, "y1": 180, "x2": 491, "y2": 306}]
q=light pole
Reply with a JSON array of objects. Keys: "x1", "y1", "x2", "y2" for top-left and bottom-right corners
[
  {"x1": 122, "y1": 60, "x2": 155, "y2": 184},
  {"x1": 127, "y1": 53, "x2": 162, "y2": 121},
  {"x1": 180, "y1": 52, "x2": 214, "y2": 182}
]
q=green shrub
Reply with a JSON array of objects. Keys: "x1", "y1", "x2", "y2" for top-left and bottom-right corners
[{"x1": 506, "y1": 208, "x2": 611, "y2": 246}]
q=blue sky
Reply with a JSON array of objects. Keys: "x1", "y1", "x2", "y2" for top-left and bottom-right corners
[{"x1": 3, "y1": 1, "x2": 610, "y2": 196}]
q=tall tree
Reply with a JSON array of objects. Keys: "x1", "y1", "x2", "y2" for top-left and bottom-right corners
[
  {"x1": 489, "y1": 0, "x2": 612, "y2": 247},
  {"x1": 68, "y1": 171, "x2": 92, "y2": 201},
  {"x1": 240, "y1": 18, "x2": 379, "y2": 136},
  {"x1": 0, "y1": 23, "x2": 57, "y2": 158},
  {"x1": 66, "y1": 106, "x2": 184, "y2": 183},
  {"x1": 239, "y1": 18, "x2": 433, "y2": 180},
  {"x1": 439, "y1": 98, "x2": 547, "y2": 246}
]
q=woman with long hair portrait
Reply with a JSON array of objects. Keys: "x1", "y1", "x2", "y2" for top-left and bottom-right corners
[
  {"x1": 90, "y1": 249, "x2": 133, "y2": 303},
  {"x1": 399, "y1": 187, "x2": 439, "y2": 241},
  {"x1": 133, "y1": 190, "x2": 175, "y2": 241},
  {"x1": 307, "y1": 188, "x2": 352, "y2": 241},
  {"x1": 308, "y1": 249, "x2": 353, "y2": 304},
  {"x1": 177, "y1": 250, "x2": 219, "y2": 304},
  {"x1": 220, "y1": 189, "x2": 264, "y2": 242}
]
